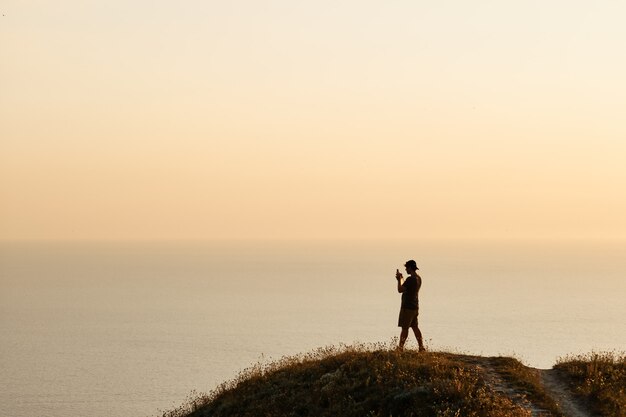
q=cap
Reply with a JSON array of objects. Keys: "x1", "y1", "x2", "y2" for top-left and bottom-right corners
[{"x1": 404, "y1": 260, "x2": 418, "y2": 270}]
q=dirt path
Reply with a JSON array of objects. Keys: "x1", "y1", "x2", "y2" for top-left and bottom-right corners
[
  {"x1": 539, "y1": 369, "x2": 593, "y2": 417},
  {"x1": 459, "y1": 356, "x2": 550, "y2": 416},
  {"x1": 449, "y1": 355, "x2": 595, "y2": 417},
  {"x1": 479, "y1": 362, "x2": 544, "y2": 416}
]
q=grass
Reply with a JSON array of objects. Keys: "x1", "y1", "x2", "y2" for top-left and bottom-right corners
[
  {"x1": 160, "y1": 344, "x2": 626, "y2": 416},
  {"x1": 160, "y1": 342, "x2": 534, "y2": 417},
  {"x1": 554, "y1": 351, "x2": 625, "y2": 417}
]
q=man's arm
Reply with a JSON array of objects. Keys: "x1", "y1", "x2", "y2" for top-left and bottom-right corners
[{"x1": 396, "y1": 271, "x2": 404, "y2": 293}]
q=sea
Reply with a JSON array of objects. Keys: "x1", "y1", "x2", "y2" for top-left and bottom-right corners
[{"x1": 1, "y1": 239, "x2": 624, "y2": 417}]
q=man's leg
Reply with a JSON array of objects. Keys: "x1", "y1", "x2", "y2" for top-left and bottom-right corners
[
  {"x1": 399, "y1": 327, "x2": 409, "y2": 350},
  {"x1": 411, "y1": 324, "x2": 425, "y2": 351}
]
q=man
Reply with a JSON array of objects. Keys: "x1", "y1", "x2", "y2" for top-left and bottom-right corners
[{"x1": 396, "y1": 259, "x2": 425, "y2": 351}]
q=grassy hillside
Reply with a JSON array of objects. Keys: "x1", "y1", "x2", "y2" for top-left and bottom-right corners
[{"x1": 160, "y1": 343, "x2": 564, "y2": 417}]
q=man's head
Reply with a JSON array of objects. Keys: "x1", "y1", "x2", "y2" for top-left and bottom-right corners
[{"x1": 404, "y1": 259, "x2": 418, "y2": 273}]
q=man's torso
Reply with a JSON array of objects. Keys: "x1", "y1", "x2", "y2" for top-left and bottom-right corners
[{"x1": 401, "y1": 275, "x2": 421, "y2": 310}]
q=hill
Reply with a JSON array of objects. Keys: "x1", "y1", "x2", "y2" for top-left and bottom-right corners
[{"x1": 160, "y1": 343, "x2": 624, "y2": 417}]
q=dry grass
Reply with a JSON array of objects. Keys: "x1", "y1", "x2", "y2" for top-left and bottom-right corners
[
  {"x1": 160, "y1": 342, "x2": 533, "y2": 417},
  {"x1": 488, "y1": 357, "x2": 563, "y2": 416},
  {"x1": 554, "y1": 351, "x2": 625, "y2": 417}
]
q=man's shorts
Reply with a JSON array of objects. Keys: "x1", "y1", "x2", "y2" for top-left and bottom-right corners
[{"x1": 398, "y1": 308, "x2": 419, "y2": 328}]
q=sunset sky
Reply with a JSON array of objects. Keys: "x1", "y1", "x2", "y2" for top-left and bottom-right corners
[{"x1": 1, "y1": 1, "x2": 625, "y2": 240}]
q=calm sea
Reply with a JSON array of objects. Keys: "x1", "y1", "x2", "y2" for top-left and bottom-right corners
[{"x1": 1, "y1": 239, "x2": 624, "y2": 417}]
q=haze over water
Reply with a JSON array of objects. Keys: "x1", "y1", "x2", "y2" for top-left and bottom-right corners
[{"x1": 1, "y1": 239, "x2": 624, "y2": 417}]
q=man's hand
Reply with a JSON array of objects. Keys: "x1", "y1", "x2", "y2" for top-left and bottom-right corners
[{"x1": 396, "y1": 269, "x2": 404, "y2": 293}]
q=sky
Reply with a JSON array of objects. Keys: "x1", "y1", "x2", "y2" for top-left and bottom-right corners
[{"x1": 1, "y1": 1, "x2": 625, "y2": 240}]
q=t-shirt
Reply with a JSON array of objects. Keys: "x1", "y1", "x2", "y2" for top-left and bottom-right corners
[{"x1": 401, "y1": 275, "x2": 420, "y2": 310}]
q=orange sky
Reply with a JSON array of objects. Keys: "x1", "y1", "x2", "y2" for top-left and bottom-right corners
[{"x1": 1, "y1": 1, "x2": 625, "y2": 240}]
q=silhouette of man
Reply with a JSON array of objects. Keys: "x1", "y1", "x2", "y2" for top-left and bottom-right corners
[{"x1": 396, "y1": 260, "x2": 425, "y2": 351}]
